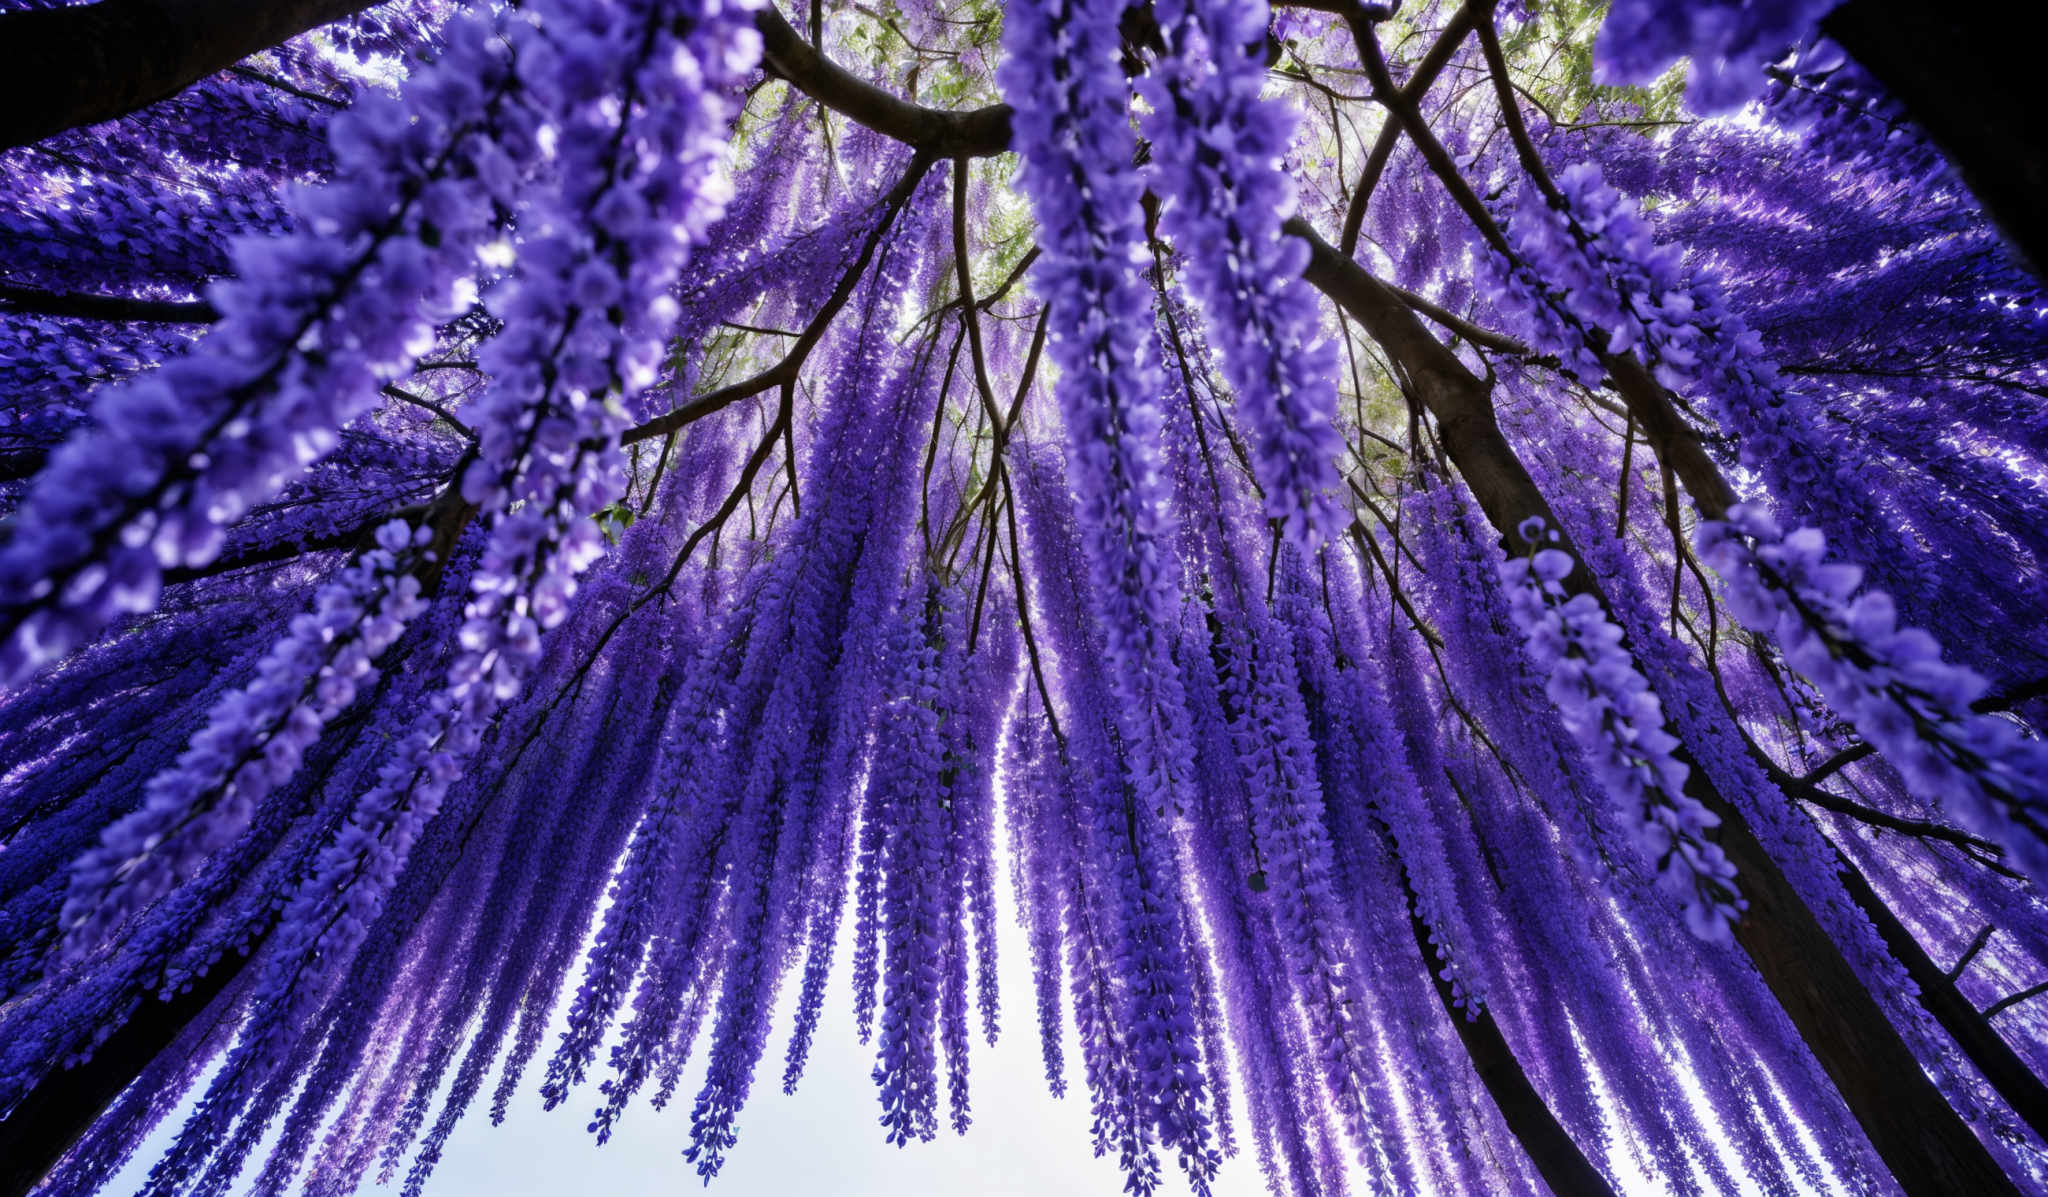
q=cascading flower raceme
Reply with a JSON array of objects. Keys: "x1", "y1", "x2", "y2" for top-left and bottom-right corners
[
  {"x1": 275, "y1": 0, "x2": 756, "y2": 1042},
  {"x1": 106, "y1": 4, "x2": 762, "y2": 1192},
  {"x1": 0, "y1": 12, "x2": 523, "y2": 686},
  {"x1": 870, "y1": 587, "x2": 949, "y2": 1146},
  {"x1": 997, "y1": 0, "x2": 1200, "y2": 829},
  {"x1": 57, "y1": 519, "x2": 430, "y2": 958},
  {"x1": 1700, "y1": 506, "x2": 2048, "y2": 880},
  {"x1": 1139, "y1": 0, "x2": 1343, "y2": 546},
  {"x1": 1489, "y1": 160, "x2": 2047, "y2": 687},
  {"x1": 1502, "y1": 518, "x2": 1743, "y2": 942},
  {"x1": 1494, "y1": 163, "x2": 1904, "y2": 574}
]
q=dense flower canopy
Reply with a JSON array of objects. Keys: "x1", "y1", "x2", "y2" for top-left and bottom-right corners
[{"x1": 1, "y1": 1, "x2": 2046, "y2": 1196}]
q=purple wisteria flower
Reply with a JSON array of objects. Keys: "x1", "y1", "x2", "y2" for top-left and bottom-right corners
[
  {"x1": 58, "y1": 519, "x2": 431, "y2": 957},
  {"x1": 1596, "y1": 0, "x2": 1837, "y2": 112},
  {"x1": 1139, "y1": 0, "x2": 1344, "y2": 545},
  {"x1": 1502, "y1": 518, "x2": 1743, "y2": 941},
  {"x1": 1701, "y1": 506, "x2": 2048, "y2": 879}
]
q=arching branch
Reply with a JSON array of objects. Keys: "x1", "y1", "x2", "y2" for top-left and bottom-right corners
[
  {"x1": 624, "y1": 152, "x2": 935, "y2": 446},
  {"x1": 0, "y1": 283, "x2": 217, "y2": 324},
  {"x1": 0, "y1": 0, "x2": 384, "y2": 151}
]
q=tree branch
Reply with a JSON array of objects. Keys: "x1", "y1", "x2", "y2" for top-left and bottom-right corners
[
  {"x1": 0, "y1": 0, "x2": 384, "y2": 151},
  {"x1": 624, "y1": 152, "x2": 935, "y2": 446},
  {"x1": 1985, "y1": 980, "x2": 2048, "y2": 1021},
  {"x1": 1948, "y1": 924, "x2": 1994, "y2": 983},
  {"x1": 1338, "y1": 4, "x2": 1475, "y2": 256},
  {"x1": 755, "y1": 6, "x2": 1010, "y2": 158},
  {"x1": 0, "y1": 282, "x2": 217, "y2": 324}
]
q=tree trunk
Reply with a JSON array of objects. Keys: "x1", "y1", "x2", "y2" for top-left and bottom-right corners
[
  {"x1": 0, "y1": 0, "x2": 382, "y2": 152},
  {"x1": 0, "y1": 952, "x2": 244, "y2": 1197},
  {"x1": 1823, "y1": 2, "x2": 2048, "y2": 280},
  {"x1": 1295, "y1": 221, "x2": 2023, "y2": 1197},
  {"x1": 1836, "y1": 861, "x2": 2048, "y2": 1142},
  {"x1": 1397, "y1": 872, "x2": 1620, "y2": 1197}
]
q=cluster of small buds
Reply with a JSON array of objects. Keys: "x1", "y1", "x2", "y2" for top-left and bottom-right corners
[
  {"x1": 1762, "y1": 46, "x2": 1948, "y2": 187},
  {"x1": 1501, "y1": 518, "x2": 1743, "y2": 942},
  {"x1": 1139, "y1": 0, "x2": 1344, "y2": 545},
  {"x1": 1490, "y1": 162, "x2": 1688, "y2": 384},
  {"x1": 1699, "y1": 505, "x2": 2048, "y2": 879},
  {"x1": 0, "y1": 11, "x2": 523, "y2": 688},
  {"x1": 57, "y1": 519, "x2": 431, "y2": 958},
  {"x1": 871, "y1": 602, "x2": 946, "y2": 1147}
]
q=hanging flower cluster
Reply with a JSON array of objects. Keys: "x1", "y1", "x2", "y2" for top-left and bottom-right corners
[
  {"x1": 1501, "y1": 518, "x2": 1743, "y2": 941},
  {"x1": 1139, "y1": 0, "x2": 1343, "y2": 545},
  {"x1": 1700, "y1": 506, "x2": 2048, "y2": 879},
  {"x1": 1495, "y1": 162, "x2": 1895, "y2": 569},
  {"x1": 58, "y1": 518, "x2": 430, "y2": 957},
  {"x1": 0, "y1": 12, "x2": 521, "y2": 685},
  {"x1": 999, "y1": 0, "x2": 1198, "y2": 826},
  {"x1": 1595, "y1": 0, "x2": 1838, "y2": 112}
]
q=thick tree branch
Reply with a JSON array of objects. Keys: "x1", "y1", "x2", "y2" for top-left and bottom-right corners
[
  {"x1": 1835, "y1": 866, "x2": 2048, "y2": 1140},
  {"x1": 756, "y1": 7, "x2": 1010, "y2": 158},
  {"x1": 0, "y1": 283, "x2": 217, "y2": 324},
  {"x1": 0, "y1": 0, "x2": 384, "y2": 151},
  {"x1": 1338, "y1": 5, "x2": 1475, "y2": 256},
  {"x1": 1394, "y1": 833, "x2": 1619, "y2": 1197},
  {"x1": 1294, "y1": 216, "x2": 2023, "y2": 1197}
]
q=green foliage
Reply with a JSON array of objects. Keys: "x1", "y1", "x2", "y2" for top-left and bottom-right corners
[
  {"x1": 1501, "y1": 0, "x2": 1689, "y2": 131},
  {"x1": 594, "y1": 501, "x2": 637, "y2": 545}
]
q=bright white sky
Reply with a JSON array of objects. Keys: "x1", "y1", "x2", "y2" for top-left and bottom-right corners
[
  {"x1": 373, "y1": 907, "x2": 1274, "y2": 1197},
  {"x1": 89, "y1": 753, "x2": 1830, "y2": 1197}
]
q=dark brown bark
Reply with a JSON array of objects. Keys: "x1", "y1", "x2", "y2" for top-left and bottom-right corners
[
  {"x1": 1473, "y1": 75, "x2": 2048, "y2": 1135},
  {"x1": 1294, "y1": 221, "x2": 2022, "y2": 1197},
  {"x1": 1399, "y1": 873, "x2": 1620, "y2": 1197},
  {"x1": 0, "y1": 0, "x2": 382, "y2": 152},
  {"x1": 753, "y1": 21, "x2": 2034, "y2": 1182},
  {"x1": 756, "y1": 8, "x2": 1011, "y2": 159},
  {"x1": 0, "y1": 284, "x2": 217, "y2": 325},
  {"x1": 1836, "y1": 864, "x2": 2048, "y2": 1144},
  {"x1": 3, "y1": 11, "x2": 2032, "y2": 1197},
  {"x1": 0, "y1": 953, "x2": 244, "y2": 1197},
  {"x1": 1822, "y1": 1, "x2": 2048, "y2": 280}
]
